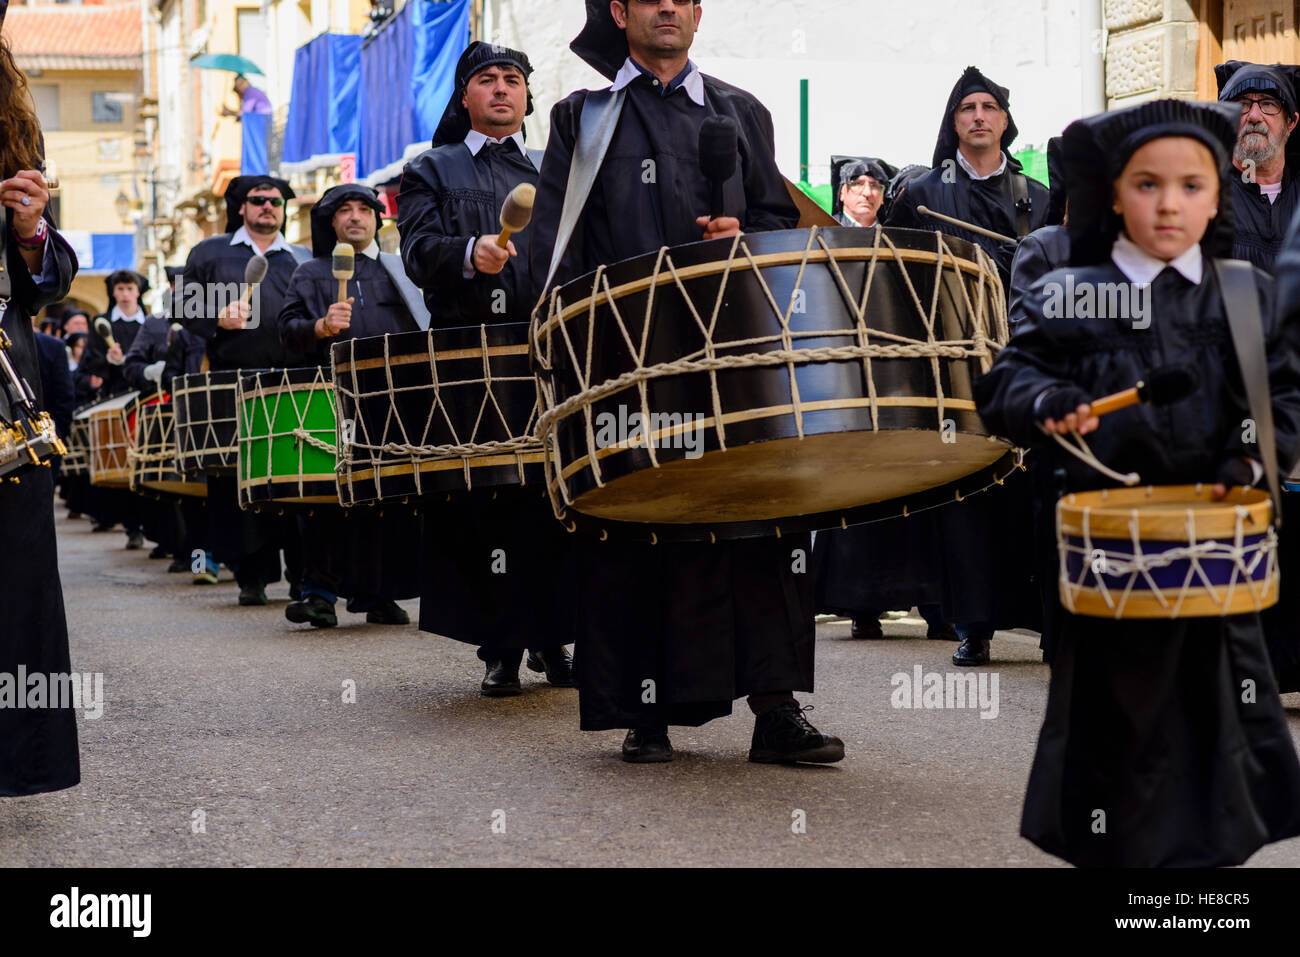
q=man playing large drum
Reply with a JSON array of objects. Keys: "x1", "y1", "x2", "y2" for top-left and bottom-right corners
[
  {"x1": 528, "y1": 0, "x2": 844, "y2": 764},
  {"x1": 397, "y1": 42, "x2": 575, "y2": 696}
]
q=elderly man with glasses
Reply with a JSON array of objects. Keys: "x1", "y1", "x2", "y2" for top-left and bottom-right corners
[
  {"x1": 1215, "y1": 60, "x2": 1300, "y2": 272},
  {"x1": 832, "y1": 156, "x2": 892, "y2": 228}
]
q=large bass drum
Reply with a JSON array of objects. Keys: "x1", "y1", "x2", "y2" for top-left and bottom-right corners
[{"x1": 531, "y1": 225, "x2": 1017, "y2": 542}]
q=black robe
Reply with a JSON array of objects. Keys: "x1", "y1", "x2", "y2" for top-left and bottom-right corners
[
  {"x1": 975, "y1": 259, "x2": 1300, "y2": 866},
  {"x1": 277, "y1": 254, "x2": 423, "y2": 603},
  {"x1": 1, "y1": 212, "x2": 80, "y2": 796},
  {"x1": 528, "y1": 71, "x2": 816, "y2": 730},
  {"x1": 397, "y1": 136, "x2": 570, "y2": 653},
  {"x1": 397, "y1": 140, "x2": 539, "y2": 324},
  {"x1": 179, "y1": 234, "x2": 310, "y2": 589},
  {"x1": 1228, "y1": 165, "x2": 1300, "y2": 273}
]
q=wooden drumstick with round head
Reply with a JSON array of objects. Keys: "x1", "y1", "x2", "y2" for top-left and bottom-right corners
[
  {"x1": 332, "y1": 242, "x2": 355, "y2": 302},
  {"x1": 93, "y1": 316, "x2": 118, "y2": 351},
  {"x1": 239, "y1": 254, "x2": 268, "y2": 307},
  {"x1": 1089, "y1": 364, "x2": 1199, "y2": 416},
  {"x1": 495, "y1": 183, "x2": 536, "y2": 249}
]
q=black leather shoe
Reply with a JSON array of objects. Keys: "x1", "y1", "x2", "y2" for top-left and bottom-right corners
[
  {"x1": 927, "y1": 622, "x2": 959, "y2": 641},
  {"x1": 91, "y1": 521, "x2": 115, "y2": 533},
  {"x1": 749, "y1": 703, "x2": 845, "y2": 764},
  {"x1": 148, "y1": 545, "x2": 169, "y2": 560},
  {"x1": 285, "y1": 595, "x2": 337, "y2": 628},
  {"x1": 952, "y1": 635, "x2": 991, "y2": 666},
  {"x1": 125, "y1": 531, "x2": 145, "y2": 550},
  {"x1": 366, "y1": 600, "x2": 410, "y2": 626},
  {"x1": 167, "y1": 557, "x2": 188, "y2": 573},
  {"x1": 526, "y1": 646, "x2": 575, "y2": 687},
  {"x1": 481, "y1": 653, "x2": 523, "y2": 697},
  {"x1": 851, "y1": 617, "x2": 884, "y2": 639},
  {"x1": 622, "y1": 727, "x2": 673, "y2": 763},
  {"x1": 237, "y1": 584, "x2": 268, "y2": 606}
]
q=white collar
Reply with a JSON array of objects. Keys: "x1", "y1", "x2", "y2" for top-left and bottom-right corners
[
  {"x1": 229, "y1": 224, "x2": 296, "y2": 257},
  {"x1": 109, "y1": 305, "x2": 145, "y2": 324},
  {"x1": 1110, "y1": 232, "x2": 1203, "y2": 286},
  {"x1": 955, "y1": 148, "x2": 1008, "y2": 181},
  {"x1": 611, "y1": 57, "x2": 706, "y2": 107},
  {"x1": 356, "y1": 240, "x2": 380, "y2": 261},
  {"x1": 465, "y1": 129, "x2": 527, "y2": 157}
]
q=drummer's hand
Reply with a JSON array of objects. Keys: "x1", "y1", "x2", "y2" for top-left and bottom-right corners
[
  {"x1": 473, "y1": 236, "x2": 514, "y2": 275},
  {"x1": 106, "y1": 344, "x2": 124, "y2": 365},
  {"x1": 218, "y1": 300, "x2": 252, "y2": 330},
  {"x1": 1211, "y1": 457, "x2": 1258, "y2": 501},
  {"x1": 1042, "y1": 404, "x2": 1098, "y2": 436},
  {"x1": 697, "y1": 215, "x2": 741, "y2": 240},
  {"x1": 315, "y1": 299, "x2": 354, "y2": 338}
]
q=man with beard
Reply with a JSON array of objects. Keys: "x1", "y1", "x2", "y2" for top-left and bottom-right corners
[
  {"x1": 278, "y1": 183, "x2": 427, "y2": 628},
  {"x1": 1216, "y1": 61, "x2": 1300, "y2": 272},
  {"x1": 832, "y1": 156, "x2": 892, "y2": 228},
  {"x1": 528, "y1": 0, "x2": 844, "y2": 764},
  {"x1": 397, "y1": 42, "x2": 575, "y2": 695},
  {"x1": 179, "y1": 176, "x2": 311, "y2": 605}
]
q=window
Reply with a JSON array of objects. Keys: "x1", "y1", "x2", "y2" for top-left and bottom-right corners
[
  {"x1": 237, "y1": 9, "x2": 267, "y2": 77},
  {"x1": 92, "y1": 92, "x2": 129, "y2": 124},
  {"x1": 31, "y1": 85, "x2": 60, "y2": 131}
]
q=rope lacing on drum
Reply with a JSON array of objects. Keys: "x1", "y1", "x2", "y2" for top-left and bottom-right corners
[{"x1": 1057, "y1": 493, "x2": 1278, "y2": 618}]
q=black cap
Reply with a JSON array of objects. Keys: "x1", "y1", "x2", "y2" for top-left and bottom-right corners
[
  {"x1": 1062, "y1": 99, "x2": 1239, "y2": 266},
  {"x1": 431, "y1": 42, "x2": 534, "y2": 149},
  {"x1": 932, "y1": 66, "x2": 1020, "y2": 168},
  {"x1": 309, "y1": 183, "x2": 385, "y2": 258},
  {"x1": 224, "y1": 175, "x2": 295, "y2": 234},
  {"x1": 830, "y1": 155, "x2": 896, "y2": 216}
]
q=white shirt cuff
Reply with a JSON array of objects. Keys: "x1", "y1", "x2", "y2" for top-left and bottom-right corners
[
  {"x1": 1249, "y1": 459, "x2": 1264, "y2": 486},
  {"x1": 462, "y1": 238, "x2": 475, "y2": 279}
]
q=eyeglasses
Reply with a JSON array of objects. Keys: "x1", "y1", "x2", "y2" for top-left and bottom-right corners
[
  {"x1": 1237, "y1": 96, "x2": 1283, "y2": 116},
  {"x1": 245, "y1": 196, "x2": 284, "y2": 208},
  {"x1": 844, "y1": 178, "x2": 884, "y2": 195}
]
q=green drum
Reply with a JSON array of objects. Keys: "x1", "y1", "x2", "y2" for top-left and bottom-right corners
[{"x1": 237, "y1": 366, "x2": 339, "y2": 507}]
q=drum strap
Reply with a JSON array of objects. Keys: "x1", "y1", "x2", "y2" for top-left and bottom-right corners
[
  {"x1": 541, "y1": 88, "x2": 627, "y2": 294},
  {"x1": 1003, "y1": 172, "x2": 1031, "y2": 239},
  {"x1": 378, "y1": 251, "x2": 432, "y2": 331},
  {"x1": 1214, "y1": 258, "x2": 1282, "y2": 526},
  {"x1": 0, "y1": 215, "x2": 10, "y2": 301}
]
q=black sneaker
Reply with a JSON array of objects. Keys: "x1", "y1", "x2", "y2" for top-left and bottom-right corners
[
  {"x1": 749, "y1": 703, "x2": 845, "y2": 764},
  {"x1": 285, "y1": 595, "x2": 337, "y2": 628},
  {"x1": 237, "y1": 584, "x2": 268, "y2": 606},
  {"x1": 622, "y1": 727, "x2": 673, "y2": 763},
  {"x1": 365, "y1": 600, "x2": 409, "y2": 625}
]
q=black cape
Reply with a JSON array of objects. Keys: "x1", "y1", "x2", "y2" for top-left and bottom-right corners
[
  {"x1": 528, "y1": 69, "x2": 815, "y2": 729},
  {"x1": 1, "y1": 208, "x2": 81, "y2": 796},
  {"x1": 975, "y1": 258, "x2": 1300, "y2": 866},
  {"x1": 397, "y1": 140, "x2": 540, "y2": 325},
  {"x1": 1227, "y1": 167, "x2": 1300, "y2": 272}
]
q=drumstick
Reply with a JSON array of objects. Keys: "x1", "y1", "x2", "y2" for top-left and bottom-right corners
[
  {"x1": 1089, "y1": 365, "x2": 1199, "y2": 417},
  {"x1": 239, "y1": 254, "x2": 268, "y2": 308},
  {"x1": 94, "y1": 316, "x2": 118, "y2": 351},
  {"x1": 915, "y1": 205, "x2": 1016, "y2": 244},
  {"x1": 496, "y1": 183, "x2": 536, "y2": 249},
  {"x1": 332, "y1": 242, "x2": 355, "y2": 303}
]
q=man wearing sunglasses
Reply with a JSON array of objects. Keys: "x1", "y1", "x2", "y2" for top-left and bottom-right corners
[
  {"x1": 1215, "y1": 61, "x2": 1300, "y2": 272},
  {"x1": 179, "y1": 175, "x2": 312, "y2": 607}
]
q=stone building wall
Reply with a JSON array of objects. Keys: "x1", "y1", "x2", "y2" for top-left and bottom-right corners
[{"x1": 1104, "y1": 0, "x2": 1200, "y2": 105}]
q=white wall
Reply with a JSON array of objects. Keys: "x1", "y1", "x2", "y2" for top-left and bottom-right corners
[{"x1": 483, "y1": 0, "x2": 1100, "y2": 184}]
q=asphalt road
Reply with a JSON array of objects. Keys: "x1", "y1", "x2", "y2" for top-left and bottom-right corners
[{"x1": 3, "y1": 512, "x2": 1299, "y2": 867}]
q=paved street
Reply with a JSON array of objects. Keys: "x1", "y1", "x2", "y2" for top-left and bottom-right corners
[{"x1": 4, "y1": 511, "x2": 1300, "y2": 867}]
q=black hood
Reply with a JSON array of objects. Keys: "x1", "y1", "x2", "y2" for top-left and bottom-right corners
[
  {"x1": 830, "y1": 155, "x2": 897, "y2": 216},
  {"x1": 431, "y1": 41, "x2": 535, "y2": 149},
  {"x1": 103, "y1": 269, "x2": 150, "y2": 300},
  {"x1": 1062, "y1": 99, "x2": 1239, "y2": 267},
  {"x1": 309, "y1": 183, "x2": 385, "y2": 259},
  {"x1": 224, "y1": 175, "x2": 295, "y2": 234},
  {"x1": 932, "y1": 66, "x2": 1020, "y2": 169},
  {"x1": 1046, "y1": 135, "x2": 1067, "y2": 223},
  {"x1": 1215, "y1": 60, "x2": 1300, "y2": 164},
  {"x1": 572, "y1": 0, "x2": 702, "y2": 81}
]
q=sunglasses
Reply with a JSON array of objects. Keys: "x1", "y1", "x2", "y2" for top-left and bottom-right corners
[{"x1": 245, "y1": 196, "x2": 284, "y2": 208}]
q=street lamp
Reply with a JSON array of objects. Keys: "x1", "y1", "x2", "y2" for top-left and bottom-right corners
[{"x1": 115, "y1": 190, "x2": 132, "y2": 224}]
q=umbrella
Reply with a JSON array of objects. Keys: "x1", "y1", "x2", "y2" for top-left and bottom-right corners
[{"x1": 190, "y1": 53, "x2": 264, "y2": 76}]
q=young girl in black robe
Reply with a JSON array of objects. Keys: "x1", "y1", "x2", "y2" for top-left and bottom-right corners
[{"x1": 976, "y1": 98, "x2": 1300, "y2": 867}]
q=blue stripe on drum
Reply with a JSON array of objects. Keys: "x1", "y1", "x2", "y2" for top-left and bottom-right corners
[{"x1": 1063, "y1": 533, "x2": 1272, "y2": 591}]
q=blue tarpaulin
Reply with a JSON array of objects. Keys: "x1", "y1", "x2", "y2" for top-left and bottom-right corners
[
  {"x1": 282, "y1": 32, "x2": 364, "y2": 173},
  {"x1": 357, "y1": 0, "x2": 470, "y2": 183},
  {"x1": 241, "y1": 111, "x2": 269, "y2": 176}
]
